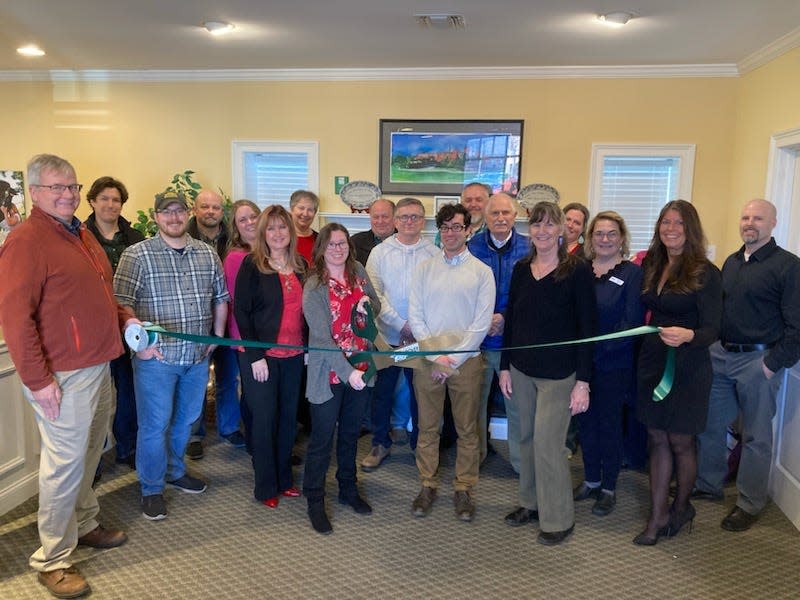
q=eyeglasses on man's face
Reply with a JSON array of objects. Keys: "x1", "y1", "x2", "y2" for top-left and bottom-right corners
[
  {"x1": 439, "y1": 224, "x2": 466, "y2": 233},
  {"x1": 396, "y1": 214, "x2": 424, "y2": 223},
  {"x1": 32, "y1": 183, "x2": 83, "y2": 194},
  {"x1": 157, "y1": 207, "x2": 188, "y2": 217}
]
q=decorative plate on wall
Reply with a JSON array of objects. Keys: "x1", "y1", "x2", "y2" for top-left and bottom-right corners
[
  {"x1": 340, "y1": 180, "x2": 381, "y2": 212},
  {"x1": 516, "y1": 183, "x2": 560, "y2": 212}
]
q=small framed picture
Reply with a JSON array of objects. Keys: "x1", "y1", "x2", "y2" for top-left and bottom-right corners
[{"x1": 433, "y1": 195, "x2": 460, "y2": 213}]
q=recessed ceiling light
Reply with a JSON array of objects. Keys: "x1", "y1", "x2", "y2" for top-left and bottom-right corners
[
  {"x1": 17, "y1": 44, "x2": 46, "y2": 57},
  {"x1": 203, "y1": 21, "x2": 236, "y2": 36},
  {"x1": 598, "y1": 11, "x2": 635, "y2": 27}
]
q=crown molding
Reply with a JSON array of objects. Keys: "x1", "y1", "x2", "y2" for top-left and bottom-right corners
[
  {"x1": 738, "y1": 26, "x2": 800, "y2": 74},
  {"x1": 0, "y1": 63, "x2": 739, "y2": 83}
]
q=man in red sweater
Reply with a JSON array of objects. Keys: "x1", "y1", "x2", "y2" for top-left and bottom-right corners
[{"x1": 0, "y1": 154, "x2": 140, "y2": 599}]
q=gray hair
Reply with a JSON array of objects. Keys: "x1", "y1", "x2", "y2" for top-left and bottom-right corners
[
  {"x1": 395, "y1": 197, "x2": 425, "y2": 215},
  {"x1": 27, "y1": 154, "x2": 75, "y2": 185}
]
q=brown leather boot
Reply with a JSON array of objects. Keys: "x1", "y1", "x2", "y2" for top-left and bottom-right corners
[{"x1": 38, "y1": 566, "x2": 90, "y2": 598}]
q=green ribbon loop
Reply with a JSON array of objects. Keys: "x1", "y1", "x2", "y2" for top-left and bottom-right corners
[{"x1": 144, "y1": 318, "x2": 673, "y2": 400}]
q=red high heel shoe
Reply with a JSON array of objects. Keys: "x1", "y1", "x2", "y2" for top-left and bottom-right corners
[
  {"x1": 263, "y1": 497, "x2": 280, "y2": 508},
  {"x1": 281, "y1": 487, "x2": 301, "y2": 498}
]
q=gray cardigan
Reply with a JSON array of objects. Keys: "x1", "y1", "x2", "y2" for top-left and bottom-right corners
[{"x1": 303, "y1": 262, "x2": 381, "y2": 404}]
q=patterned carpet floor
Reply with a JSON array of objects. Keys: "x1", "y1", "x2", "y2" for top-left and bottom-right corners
[{"x1": 2, "y1": 433, "x2": 799, "y2": 599}]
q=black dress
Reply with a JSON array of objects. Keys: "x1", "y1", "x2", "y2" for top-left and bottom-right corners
[{"x1": 636, "y1": 261, "x2": 722, "y2": 434}]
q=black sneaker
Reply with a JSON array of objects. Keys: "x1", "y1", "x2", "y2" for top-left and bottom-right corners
[
  {"x1": 592, "y1": 491, "x2": 616, "y2": 516},
  {"x1": 167, "y1": 474, "x2": 207, "y2": 494},
  {"x1": 338, "y1": 493, "x2": 373, "y2": 515},
  {"x1": 185, "y1": 441, "x2": 204, "y2": 460},
  {"x1": 223, "y1": 431, "x2": 246, "y2": 448},
  {"x1": 142, "y1": 494, "x2": 167, "y2": 520},
  {"x1": 573, "y1": 482, "x2": 602, "y2": 501}
]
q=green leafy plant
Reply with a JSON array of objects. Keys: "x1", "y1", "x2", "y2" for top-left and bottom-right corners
[{"x1": 133, "y1": 170, "x2": 232, "y2": 237}]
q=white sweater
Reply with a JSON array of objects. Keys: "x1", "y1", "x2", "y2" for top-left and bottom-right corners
[
  {"x1": 408, "y1": 249, "x2": 495, "y2": 369},
  {"x1": 366, "y1": 234, "x2": 439, "y2": 345}
]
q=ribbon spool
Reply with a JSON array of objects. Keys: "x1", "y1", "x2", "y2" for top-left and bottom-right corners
[{"x1": 125, "y1": 322, "x2": 159, "y2": 352}]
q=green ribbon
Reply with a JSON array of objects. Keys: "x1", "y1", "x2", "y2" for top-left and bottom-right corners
[{"x1": 145, "y1": 314, "x2": 674, "y2": 401}]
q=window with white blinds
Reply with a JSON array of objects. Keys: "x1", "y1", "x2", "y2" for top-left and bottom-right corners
[
  {"x1": 588, "y1": 144, "x2": 695, "y2": 254},
  {"x1": 232, "y1": 141, "x2": 319, "y2": 208}
]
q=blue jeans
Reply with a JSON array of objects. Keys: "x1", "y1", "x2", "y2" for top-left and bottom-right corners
[
  {"x1": 191, "y1": 345, "x2": 241, "y2": 439},
  {"x1": 134, "y1": 357, "x2": 209, "y2": 496},
  {"x1": 303, "y1": 384, "x2": 369, "y2": 502},
  {"x1": 370, "y1": 366, "x2": 417, "y2": 449},
  {"x1": 110, "y1": 352, "x2": 137, "y2": 459}
]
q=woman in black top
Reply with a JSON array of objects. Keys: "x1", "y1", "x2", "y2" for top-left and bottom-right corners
[
  {"x1": 234, "y1": 205, "x2": 307, "y2": 509},
  {"x1": 634, "y1": 200, "x2": 722, "y2": 545},
  {"x1": 499, "y1": 201, "x2": 596, "y2": 546}
]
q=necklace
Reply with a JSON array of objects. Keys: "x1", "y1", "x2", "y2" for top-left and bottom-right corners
[
  {"x1": 531, "y1": 259, "x2": 558, "y2": 280},
  {"x1": 269, "y1": 256, "x2": 287, "y2": 271}
]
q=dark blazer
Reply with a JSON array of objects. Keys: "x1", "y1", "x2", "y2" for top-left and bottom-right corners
[{"x1": 234, "y1": 255, "x2": 307, "y2": 365}]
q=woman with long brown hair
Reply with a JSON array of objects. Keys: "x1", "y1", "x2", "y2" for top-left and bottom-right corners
[
  {"x1": 499, "y1": 201, "x2": 596, "y2": 545},
  {"x1": 302, "y1": 223, "x2": 380, "y2": 534},
  {"x1": 234, "y1": 205, "x2": 306, "y2": 508},
  {"x1": 634, "y1": 199, "x2": 722, "y2": 545}
]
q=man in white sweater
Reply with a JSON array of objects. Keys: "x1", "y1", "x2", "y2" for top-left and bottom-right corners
[
  {"x1": 361, "y1": 197, "x2": 438, "y2": 470},
  {"x1": 408, "y1": 203, "x2": 495, "y2": 522}
]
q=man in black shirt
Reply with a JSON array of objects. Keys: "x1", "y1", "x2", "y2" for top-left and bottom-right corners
[
  {"x1": 350, "y1": 198, "x2": 395, "y2": 265},
  {"x1": 696, "y1": 199, "x2": 800, "y2": 531}
]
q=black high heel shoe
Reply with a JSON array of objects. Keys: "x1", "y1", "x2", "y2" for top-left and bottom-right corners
[
  {"x1": 632, "y1": 522, "x2": 671, "y2": 546},
  {"x1": 666, "y1": 504, "x2": 696, "y2": 537}
]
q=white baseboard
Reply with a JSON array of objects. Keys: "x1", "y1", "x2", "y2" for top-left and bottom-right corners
[{"x1": 0, "y1": 470, "x2": 38, "y2": 518}]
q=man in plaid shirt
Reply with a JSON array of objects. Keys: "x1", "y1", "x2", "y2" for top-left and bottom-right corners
[{"x1": 114, "y1": 191, "x2": 229, "y2": 521}]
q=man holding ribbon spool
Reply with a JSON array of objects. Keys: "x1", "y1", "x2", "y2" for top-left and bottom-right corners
[
  {"x1": 0, "y1": 154, "x2": 140, "y2": 599},
  {"x1": 408, "y1": 202, "x2": 494, "y2": 522},
  {"x1": 695, "y1": 199, "x2": 800, "y2": 531},
  {"x1": 114, "y1": 190, "x2": 229, "y2": 521}
]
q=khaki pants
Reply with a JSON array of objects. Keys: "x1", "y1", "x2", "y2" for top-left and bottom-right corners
[
  {"x1": 510, "y1": 366, "x2": 575, "y2": 533},
  {"x1": 23, "y1": 363, "x2": 113, "y2": 572},
  {"x1": 413, "y1": 355, "x2": 483, "y2": 492}
]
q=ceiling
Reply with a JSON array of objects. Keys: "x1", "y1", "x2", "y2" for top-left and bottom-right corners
[{"x1": 2, "y1": 0, "x2": 800, "y2": 74}]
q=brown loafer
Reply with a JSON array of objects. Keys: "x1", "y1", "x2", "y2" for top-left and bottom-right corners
[
  {"x1": 38, "y1": 566, "x2": 91, "y2": 599},
  {"x1": 77, "y1": 525, "x2": 128, "y2": 549}
]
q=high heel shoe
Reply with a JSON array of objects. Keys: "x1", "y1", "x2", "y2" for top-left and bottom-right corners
[
  {"x1": 262, "y1": 497, "x2": 279, "y2": 509},
  {"x1": 632, "y1": 523, "x2": 670, "y2": 546},
  {"x1": 666, "y1": 504, "x2": 696, "y2": 537}
]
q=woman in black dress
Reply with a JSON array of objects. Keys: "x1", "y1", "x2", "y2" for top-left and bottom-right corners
[{"x1": 634, "y1": 200, "x2": 722, "y2": 545}]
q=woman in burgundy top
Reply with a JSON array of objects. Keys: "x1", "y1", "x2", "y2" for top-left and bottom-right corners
[
  {"x1": 562, "y1": 202, "x2": 590, "y2": 255},
  {"x1": 234, "y1": 205, "x2": 307, "y2": 508},
  {"x1": 289, "y1": 189, "x2": 319, "y2": 264}
]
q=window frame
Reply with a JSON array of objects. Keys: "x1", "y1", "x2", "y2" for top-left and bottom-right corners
[{"x1": 231, "y1": 140, "x2": 319, "y2": 208}]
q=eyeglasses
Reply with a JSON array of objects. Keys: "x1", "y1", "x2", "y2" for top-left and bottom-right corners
[
  {"x1": 592, "y1": 231, "x2": 620, "y2": 240},
  {"x1": 32, "y1": 183, "x2": 83, "y2": 194},
  {"x1": 396, "y1": 214, "x2": 424, "y2": 223},
  {"x1": 326, "y1": 241, "x2": 348, "y2": 250},
  {"x1": 439, "y1": 224, "x2": 466, "y2": 233},
  {"x1": 157, "y1": 208, "x2": 188, "y2": 217}
]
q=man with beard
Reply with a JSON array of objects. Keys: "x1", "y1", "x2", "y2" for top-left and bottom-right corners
[{"x1": 114, "y1": 191, "x2": 229, "y2": 520}]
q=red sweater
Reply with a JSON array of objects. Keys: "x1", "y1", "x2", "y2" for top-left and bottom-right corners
[{"x1": 0, "y1": 207, "x2": 134, "y2": 391}]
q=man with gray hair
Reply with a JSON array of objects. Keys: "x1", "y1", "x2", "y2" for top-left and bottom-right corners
[
  {"x1": 468, "y1": 193, "x2": 530, "y2": 469},
  {"x1": 696, "y1": 198, "x2": 800, "y2": 531},
  {"x1": 0, "y1": 154, "x2": 139, "y2": 598}
]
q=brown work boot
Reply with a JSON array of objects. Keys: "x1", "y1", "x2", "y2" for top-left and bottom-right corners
[
  {"x1": 453, "y1": 490, "x2": 476, "y2": 522},
  {"x1": 37, "y1": 566, "x2": 90, "y2": 598},
  {"x1": 411, "y1": 486, "x2": 437, "y2": 517},
  {"x1": 77, "y1": 525, "x2": 128, "y2": 549},
  {"x1": 360, "y1": 445, "x2": 390, "y2": 472}
]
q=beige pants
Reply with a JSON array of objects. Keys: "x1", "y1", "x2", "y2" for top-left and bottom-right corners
[{"x1": 23, "y1": 363, "x2": 114, "y2": 572}]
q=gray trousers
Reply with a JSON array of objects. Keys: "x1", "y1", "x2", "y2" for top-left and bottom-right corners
[
  {"x1": 479, "y1": 350, "x2": 520, "y2": 470},
  {"x1": 510, "y1": 366, "x2": 575, "y2": 532},
  {"x1": 696, "y1": 341, "x2": 782, "y2": 514},
  {"x1": 23, "y1": 363, "x2": 113, "y2": 572}
]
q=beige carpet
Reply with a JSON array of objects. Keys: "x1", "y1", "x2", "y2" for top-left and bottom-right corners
[{"x1": 2, "y1": 434, "x2": 799, "y2": 599}]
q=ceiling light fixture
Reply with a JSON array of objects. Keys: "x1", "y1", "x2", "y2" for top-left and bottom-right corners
[
  {"x1": 17, "y1": 44, "x2": 46, "y2": 57},
  {"x1": 598, "y1": 11, "x2": 635, "y2": 27},
  {"x1": 203, "y1": 21, "x2": 236, "y2": 36},
  {"x1": 414, "y1": 14, "x2": 466, "y2": 30}
]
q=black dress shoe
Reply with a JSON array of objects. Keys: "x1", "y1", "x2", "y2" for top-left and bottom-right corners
[
  {"x1": 504, "y1": 506, "x2": 539, "y2": 527},
  {"x1": 537, "y1": 524, "x2": 574, "y2": 546},
  {"x1": 632, "y1": 523, "x2": 670, "y2": 546},
  {"x1": 308, "y1": 502, "x2": 333, "y2": 535},
  {"x1": 338, "y1": 493, "x2": 372, "y2": 515},
  {"x1": 573, "y1": 482, "x2": 601, "y2": 502},
  {"x1": 721, "y1": 506, "x2": 758, "y2": 532},
  {"x1": 591, "y1": 491, "x2": 616, "y2": 516}
]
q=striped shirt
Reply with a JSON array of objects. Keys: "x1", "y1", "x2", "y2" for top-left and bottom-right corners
[{"x1": 114, "y1": 234, "x2": 229, "y2": 365}]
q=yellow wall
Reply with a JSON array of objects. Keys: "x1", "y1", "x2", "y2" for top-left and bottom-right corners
[
  {"x1": 1, "y1": 76, "x2": 738, "y2": 251},
  {"x1": 727, "y1": 47, "x2": 800, "y2": 255}
]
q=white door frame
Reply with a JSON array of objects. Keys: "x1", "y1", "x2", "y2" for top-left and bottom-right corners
[{"x1": 764, "y1": 126, "x2": 800, "y2": 530}]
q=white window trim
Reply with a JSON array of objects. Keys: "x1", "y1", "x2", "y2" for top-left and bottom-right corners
[
  {"x1": 587, "y1": 143, "x2": 696, "y2": 215},
  {"x1": 231, "y1": 140, "x2": 319, "y2": 205}
]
